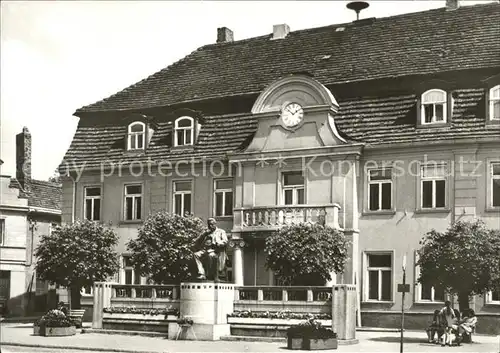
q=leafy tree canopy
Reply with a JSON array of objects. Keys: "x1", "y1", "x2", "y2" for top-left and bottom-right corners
[
  {"x1": 35, "y1": 220, "x2": 120, "y2": 288},
  {"x1": 265, "y1": 223, "x2": 348, "y2": 286},
  {"x1": 417, "y1": 219, "x2": 500, "y2": 308},
  {"x1": 127, "y1": 211, "x2": 206, "y2": 284}
]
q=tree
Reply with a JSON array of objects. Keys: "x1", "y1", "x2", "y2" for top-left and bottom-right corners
[
  {"x1": 127, "y1": 211, "x2": 206, "y2": 284},
  {"x1": 48, "y1": 169, "x2": 61, "y2": 184},
  {"x1": 35, "y1": 220, "x2": 120, "y2": 309},
  {"x1": 265, "y1": 223, "x2": 348, "y2": 286},
  {"x1": 417, "y1": 219, "x2": 500, "y2": 312}
]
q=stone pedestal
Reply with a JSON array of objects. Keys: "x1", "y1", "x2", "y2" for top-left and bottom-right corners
[
  {"x1": 168, "y1": 282, "x2": 234, "y2": 340},
  {"x1": 332, "y1": 284, "x2": 357, "y2": 340}
]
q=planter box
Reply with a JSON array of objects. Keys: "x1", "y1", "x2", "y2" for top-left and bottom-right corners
[
  {"x1": 287, "y1": 337, "x2": 338, "y2": 350},
  {"x1": 33, "y1": 325, "x2": 40, "y2": 336},
  {"x1": 40, "y1": 326, "x2": 77, "y2": 337}
]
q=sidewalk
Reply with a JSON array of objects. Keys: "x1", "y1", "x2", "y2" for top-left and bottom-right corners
[{"x1": 1, "y1": 322, "x2": 499, "y2": 353}]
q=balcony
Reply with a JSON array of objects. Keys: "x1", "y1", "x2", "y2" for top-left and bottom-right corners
[{"x1": 233, "y1": 204, "x2": 341, "y2": 232}]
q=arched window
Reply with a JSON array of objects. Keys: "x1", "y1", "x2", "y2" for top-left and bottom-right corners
[
  {"x1": 490, "y1": 85, "x2": 500, "y2": 121},
  {"x1": 421, "y1": 89, "x2": 447, "y2": 124},
  {"x1": 128, "y1": 122, "x2": 145, "y2": 150},
  {"x1": 174, "y1": 116, "x2": 194, "y2": 146}
]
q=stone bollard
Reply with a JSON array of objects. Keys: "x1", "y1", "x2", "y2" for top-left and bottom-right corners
[
  {"x1": 92, "y1": 282, "x2": 113, "y2": 329},
  {"x1": 331, "y1": 284, "x2": 357, "y2": 340}
]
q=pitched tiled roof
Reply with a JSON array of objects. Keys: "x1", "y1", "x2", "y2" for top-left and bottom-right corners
[
  {"x1": 75, "y1": 3, "x2": 500, "y2": 114},
  {"x1": 9, "y1": 179, "x2": 62, "y2": 211},
  {"x1": 61, "y1": 87, "x2": 500, "y2": 170}
]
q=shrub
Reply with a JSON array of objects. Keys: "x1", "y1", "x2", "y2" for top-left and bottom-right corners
[{"x1": 34, "y1": 309, "x2": 76, "y2": 328}]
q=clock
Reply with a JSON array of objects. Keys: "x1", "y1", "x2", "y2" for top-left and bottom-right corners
[{"x1": 281, "y1": 103, "x2": 304, "y2": 127}]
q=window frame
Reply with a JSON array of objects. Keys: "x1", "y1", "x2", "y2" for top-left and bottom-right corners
[
  {"x1": 84, "y1": 186, "x2": 102, "y2": 221},
  {"x1": 173, "y1": 180, "x2": 193, "y2": 216},
  {"x1": 420, "y1": 89, "x2": 448, "y2": 125},
  {"x1": 488, "y1": 161, "x2": 500, "y2": 210},
  {"x1": 123, "y1": 184, "x2": 143, "y2": 221},
  {"x1": 414, "y1": 252, "x2": 446, "y2": 304},
  {"x1": 418, "y1": 163, "x2": 449, "y2": 211},
  {"x1": 121, "y1": 255, "x2": 141, "y2": 285},
  {"x1": 213, "y1": 178, "x2": 234, "y2": 217},
  {"x1": 174, "y1": 116, "x2": 195, "y2": 147},
  {"x1": 127, "y1": 121, "x2": 146, "y2": 150},
  {"x1": 489, "y1": 85, "x2": 500, "y2": 121},
  {"x1": 0, "y1": 218, "x2": 5, "y2": 245},
  {"x1": 485, "y1": 290, "x2": 500, "y2": 305},
  {"x1": 281, "y1": 171, "x2": 305, "y2": 206},
  {"x1": 366, "y1": 168, "x2": 393, "y2": 212},
  {"x1": 362, "y1": 250, "x2": 395, "y2": 303}
]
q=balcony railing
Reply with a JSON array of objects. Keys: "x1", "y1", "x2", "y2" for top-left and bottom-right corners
[
  {"x1": 233, "y1": 204, "x2": 341, "y2": 231},
  {"x1": 236, "y1": 286, "x2": 332, "y2": 302},
  {"x1": 111, "y1": 284, "x2": 179, "y2": 300}
]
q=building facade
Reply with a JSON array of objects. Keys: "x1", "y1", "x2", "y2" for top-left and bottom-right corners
[
  {"x1": 0, "y1": 128, "x2": 62, "y2": 316},
  {"x1": 60, "y1": 2, "x2": 500, "y2": 330}
]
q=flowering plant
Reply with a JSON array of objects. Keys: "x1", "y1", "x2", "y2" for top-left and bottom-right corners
[
  {"x1": 287, "y1": 317, "x2": 337, "y2": 339},
  {"x1": 34, "y1": 309, "x2": 75, "y2": 328},
  {"x1": 228, "y1": 310, "x2": 331, "y2": 320},
  {"x1": 176, "y1": 317, "x2": 194, "y2": 326}
]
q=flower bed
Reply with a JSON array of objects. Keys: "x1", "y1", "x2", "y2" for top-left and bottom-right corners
[
  {"x1": 228, "y1": 310, "x2": 331, "y2": 320},
  {"x1": 103, "y1": 306, "x2": 179, "y2": 317}
]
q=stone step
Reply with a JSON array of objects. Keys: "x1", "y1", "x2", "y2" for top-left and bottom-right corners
[{"x1": 82, "y1": 328, "x2": 166, "y2": 337}]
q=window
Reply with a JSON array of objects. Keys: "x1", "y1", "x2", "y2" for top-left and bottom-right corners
[
  {"x1": 226, "y1": 254, "x2": 233, "y2": 283},
  {"x1": 365, "y1": 253, "x2": 392, "y2": 301},
  {"x1": 81, "y1": 286, "x2": 93, "y2": 296},
  {"x1": 173, "y1": 181, "x2": 192, "y2": 216},
  {"x1": 368, "y1": 169, "x2": 392, "y2": 211},
  {"x1": 123, "y1": 256, "x2": 140, "y2": 285},
  {"x1": 84, "y1": 187, "x2": 101, "y2": 221},
  {"x1": 421, "y1": 164, "x2": 447, "y2": 209},
  {"x1": 0, "y1": 219, "x2": 5, "y2": 245},
  {"x1": 491, "y1": 162, "x2": 500, "y2": 208},
  {"x1": 127, "y1": 122, "x2": 146, "y2": 150},
  {"x1": 282, "y1": 171, "x2": 305, "y2": 205},
  {"x1": 421, "y1": 89, "x2": 447, "y2": 124},
  {"x1": 214, "y1": 179, "x2": 233, "y2": 217},
  {"x1": 48, "y1": 223, "x2": 58, "y2": 236},
  {"x1": 174, "y1": 117, "x2": 194, "y2": 147},
  {"x1": 124, "y1": 184, "x2": 142, "y2": 220},
  {"x1": 486, "y1": 290, "x2": 500, "y2": 304},
  {"x1": 489, "y1": 85, "x2": 500, "y2": 121},
  {"x1": 415, "y1": 252, "x2": 445, "y2": 302}
]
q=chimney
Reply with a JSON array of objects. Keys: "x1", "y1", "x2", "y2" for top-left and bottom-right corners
[
  {"x1": 446, "y1": 0, "x2": 459, "y2": 10},
  {"x1": 16, "y1": 126, "x2": 31, "y2": 188},
  {"x1": 272, "y1": 24, "x2": 290, "y2": 40},
  {"x1": 217, "y1": 27, "x2": 234, "y2": 43}
]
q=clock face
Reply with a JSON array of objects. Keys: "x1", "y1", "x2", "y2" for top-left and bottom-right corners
[{"x1": 281, "y1": 103, "x2": 304, "y2": 127}]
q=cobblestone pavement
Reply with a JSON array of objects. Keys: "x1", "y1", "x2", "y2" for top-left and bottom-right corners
[{"x1": 1, "y1": 323, "x2": 499, "y2": 353}]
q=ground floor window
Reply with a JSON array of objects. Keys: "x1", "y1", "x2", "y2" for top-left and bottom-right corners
[
  {"x1": 486, "y1": 290, "x2": 500, "y2": 304},
  {"x1": 364, "y1": 253, "x2": 392, "y2": 302}
]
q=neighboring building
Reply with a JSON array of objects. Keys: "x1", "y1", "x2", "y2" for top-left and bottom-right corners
[
  {"x1": 60, "y1": 2, "x2": 500, "y2": 331},
  {"x1": 0, "y1": 127, "x2": 62, "y2": 316}
]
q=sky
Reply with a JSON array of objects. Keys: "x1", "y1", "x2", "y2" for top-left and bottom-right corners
[{"x1": 0, "y1": 0, "x2": 495, "y2": 180}]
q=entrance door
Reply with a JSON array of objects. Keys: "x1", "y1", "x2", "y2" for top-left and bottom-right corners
[{"x1": 0, "y1": 271, "x2": 10, "y2": 313}]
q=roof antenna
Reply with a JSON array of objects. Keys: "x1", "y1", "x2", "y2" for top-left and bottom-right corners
[{"x1": 346, "y1": 1, "x2": 370, "y2": 21}]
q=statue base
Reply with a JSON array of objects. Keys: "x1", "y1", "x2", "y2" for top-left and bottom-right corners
[{"x1": 168, "y1": 281, "x2": 234, "y2": 341}]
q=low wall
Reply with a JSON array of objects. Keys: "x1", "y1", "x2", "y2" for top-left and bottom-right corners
[
  {"x1": 228, "y1": 317, "x2": 331, "y2": 338},
  {"x1": 361, "y1": 311, "x2": 500, "y2": 335},
  {"x1": 102, "y1": 313, "x2": 177, "y2": 333}
]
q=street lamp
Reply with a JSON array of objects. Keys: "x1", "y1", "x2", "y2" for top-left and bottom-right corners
[{"x1": 400, "y1": 254, "x2": 407, "y2": 353}]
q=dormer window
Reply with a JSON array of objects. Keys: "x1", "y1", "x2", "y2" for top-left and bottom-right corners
[
  {"x1": 489, "y1": 85, "x2": 500, "y2": 121},
  {"x1": 421, "y1": 89, "x2": 447, "y2": 125},
  {"x1": 174, "y1": 116, "x2": 194, "y2": 147},
  {"x1": 128, "y1": 122, "x2": 145, "y2": 150}
]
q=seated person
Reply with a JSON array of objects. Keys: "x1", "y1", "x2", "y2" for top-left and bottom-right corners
[
  {"x1": 458, "y1": 309, "x2": 477, "y2": 343},
  {"x1": 57, "y1": 301, "x2": 68, "y2": 316},
  {"x1": 426, "y1": 309, "x2": 445, "y2": 343},
  {"x1": 439, "y1": 301, "x2": 458, "y2": 346}
]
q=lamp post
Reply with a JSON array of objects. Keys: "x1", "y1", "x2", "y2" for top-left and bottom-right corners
[{"x1": 400, "y1": 254, "x2": 407, "y2": 353}]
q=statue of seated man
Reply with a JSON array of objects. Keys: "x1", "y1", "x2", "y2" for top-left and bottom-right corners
[{"x1": 193, "y1": 218, "x2": 228, "y2": 281}]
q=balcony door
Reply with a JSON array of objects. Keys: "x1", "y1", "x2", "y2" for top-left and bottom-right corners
[{"x1": 281, "y1": 171, "x2": 305, "y2": 224}]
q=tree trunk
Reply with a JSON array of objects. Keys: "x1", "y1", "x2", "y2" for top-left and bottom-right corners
[
  {"x1": 69, "y1": 285, "x2": 82, "y2": 310},
  {"x1": 458, "y1": 291, "x2": 470, "y2": 313}
]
